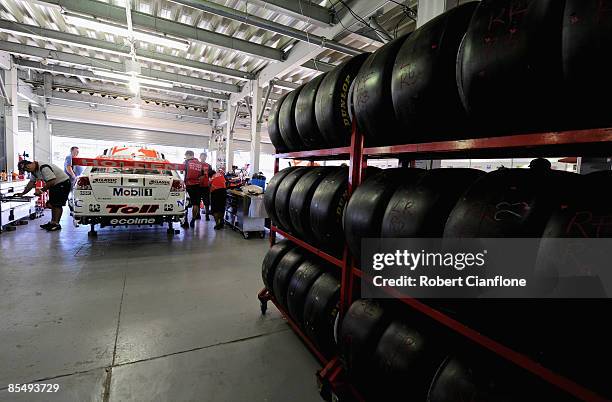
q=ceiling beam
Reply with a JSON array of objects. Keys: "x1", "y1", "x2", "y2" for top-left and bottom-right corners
[
  {"x1": 20, "y1": 70, "x2": 222, "y2": 107},
  {"x1": 15, "y1": 59, "x2": 240, "y2": 94},
  {"x1": 300, "y1": 59, "x2": 335, "y2": 73},
  {"x1": 38, "y1": 0, "x2": 284, "y2": 62},
  {"x1": 242, "y1": 0, "x2": 334, "y2": 27},
  {"x1": 47, "y1": 90, "x2": 217, "y2": 120},
  {"x1": 273, "y1": 79, "x2": 299, "y2": 90},
  {"x1": 4, "y1": 44, "x2": 229, "y2": 101},
  {"x1": 247, "y1": 0, "x2": 390, "y2": 97},
  {"x1": 0, "y1": 20, "x2": 253, "y2": 80},
  {"x1": 172, "y1": 0, "x2": 362, "y2": 56}
]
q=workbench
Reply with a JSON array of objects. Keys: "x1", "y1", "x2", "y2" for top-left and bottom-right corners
[
  {"x1": 224, "y1": 189, "x2": 267, "y2": 239},
  {"x1": 0, "y1": 180, "x2": 39, "y2": 232}
]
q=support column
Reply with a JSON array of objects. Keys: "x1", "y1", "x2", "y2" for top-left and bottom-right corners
[
  {"x1": 249, "y1": 81, "x2": 262, "y2": 175},
  {"x1": 32, "y1": 72, "x2": 52, "y2": 163},
  {"x1": 225, "y1": 101, "x2": 234, "y2": 171},
  {"x1": 3, "y1": 63, "x2": 18, "y2": 172},
  {"x1": 33, "y1": 111, "x2": 52, "y2": 163},
  {"x1": 417, "y1": 0, "x2": 454, "y2": 27}
]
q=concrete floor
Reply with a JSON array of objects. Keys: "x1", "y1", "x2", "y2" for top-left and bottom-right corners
[{"x1": 0, "y1": 212, "x2": 320, "y2": 402}]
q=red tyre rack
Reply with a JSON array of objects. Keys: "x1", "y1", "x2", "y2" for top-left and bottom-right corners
[{"x1": 259, "y1": 123, "x2": 612, "y2": 402}]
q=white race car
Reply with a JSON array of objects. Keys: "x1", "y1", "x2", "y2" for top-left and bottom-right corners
[{"x1": 69, "y1": 146, "x2": 187, "y2": 236}]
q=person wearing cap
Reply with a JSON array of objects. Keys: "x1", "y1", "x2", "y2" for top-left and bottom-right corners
[
  {"x1": 199, "y1": 152, "x2": 214, "y2": 221},
  {"x1": 16, "y1": 160, "x2": 71, "y2": 231},
  {"x1": 529, "y1": 158, "x2": 552, "y2": 171}
]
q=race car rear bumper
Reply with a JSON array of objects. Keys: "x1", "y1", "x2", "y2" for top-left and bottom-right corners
[{"x1": 74, "y1": 214, "x2": 184, "y2": 227}]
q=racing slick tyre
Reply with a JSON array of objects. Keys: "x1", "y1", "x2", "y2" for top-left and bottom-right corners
[
  {"x1": 278, "y1": 86, "x2": 306, "y2": 151},
  {"x1": 315, "y1": 53, "x2": 370, "y2": 147},
  {"x1": 295, "y1": 73, "x2": 329, "y2": 150}
]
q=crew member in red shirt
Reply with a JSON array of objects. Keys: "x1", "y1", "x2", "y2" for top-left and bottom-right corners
[
  {"x1": 183, "y1": 150, "x2": 205, "y2": 228},
  {"x1": 199, "y1": 152, "x2": 214, "y2": 221},
  {"x1": 210, "y1": 169, "x2": 227, "y2": 230}
]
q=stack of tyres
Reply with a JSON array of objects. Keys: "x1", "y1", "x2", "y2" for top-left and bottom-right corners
[
  {"x1": 339, "y1": 300, "x2": 390, "y2": 383},
  {"x1": 286, "y1": 259, "x2": 324, "y2": 324},
  {"x1": 339, "y1": 300, "x2": 445, "y2": 400},
  {"x1": 443, "y1": 168, "x2": 580, "y2": 238},
  {"x1": 264, "y1": 167, "x2": 299, "y2": 228},
  {"x1": 562, "y1": 0, "x2": 612, "y2": 129},
  {"x1": 272, "y1": 248, "x2": 306, "y2": 309},
  {"x1": 261, "y1": 245, "x2": 341, "y2": 359},
  {"x1": 315, "y1": 53, "x2": 370, "y2": 147},
  {"x1": 382, "y1": 168, "x2": 485, "y2": 237},
  {"x1": 278, "y1": 85, "x2": 306, "y2": 151},
  {"x1": 391, "y1": 2, "x2": 478, "y2": 143},
  {"x1": 529, "y1": 171, "x2": 612, "y2": 398},
  {"x1": 457, "y1": 0, "x2": 567, "y2": 135},
  {"x1": 353, "y1": 35, "x2": 411, "y2": 146},
  {"x1": 268, "y1": 93, "x2": 290, "y2": 153},
  {"x1": 289, "y1": 167, "x2": 335, "y2": 245},
  {"x1": 310, "y1": 167, "x2": 350, "y2": 256},
  {"x1": 295, "y1": 73, "x2": 329, "y2": 150},
  {"x1": 274, "y1": 167, "x2": 310, "y2": 233},
  {"x1": 303, "y1": 272, "x2": 341, "y2": 357},
  {"x1": 265, "y1": 166, "x2": 360, "y2": 257},
  {"x1": 440, "y1": 166, "x2": 581, "y2": 361},
  {"x1": 343, "y1": 168, "x2": 425, "y2": 264},
  {"x1": 261, "y1": 240, "x2": 296, "y2": 291}
]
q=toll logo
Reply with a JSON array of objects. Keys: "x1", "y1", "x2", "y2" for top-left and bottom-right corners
[
  {"x1": 106, "y1": 204, "x2": 160, "y2": 214},
  {"x1": 112, "y1": 187, "x2": 153, "y2": 197}
]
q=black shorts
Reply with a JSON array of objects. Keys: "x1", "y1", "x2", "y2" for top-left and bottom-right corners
[
  {"x1": 200, "y1": 186, "x2": 210, "y2": 206},
  {"x1": 186, "y1": 185, "x2": 202, "y2": 207},
  {"x1": 48, "y1": 180, "x2": 71, "y2": 207},
  {"x1": 210, "y1": 189, "x2": 226, "y2": 214}
]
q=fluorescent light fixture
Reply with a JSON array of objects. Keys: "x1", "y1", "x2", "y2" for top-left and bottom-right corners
[
  {"x1": 92, "y1": 70, "x2": 174, "y2": 89},
  {"x1": 132, "y1": 104, "x2": 143, "y2": 118},
  {"x1": 63, "y1": 14, "x2": 190, "y2": 51}
]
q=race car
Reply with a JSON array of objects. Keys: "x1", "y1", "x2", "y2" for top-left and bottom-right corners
[{"x1": 69, "y1": 146, "x2": 187, "y2": 236}]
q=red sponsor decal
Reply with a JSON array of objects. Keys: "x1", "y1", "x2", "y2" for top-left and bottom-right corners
[{"x1": 106, "y1": 204, "x2": 160, "y2": 214}]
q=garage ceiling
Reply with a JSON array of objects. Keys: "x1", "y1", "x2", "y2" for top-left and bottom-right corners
[{"x1": 0, "y1": 0, "x2": 417, "y2": 118}]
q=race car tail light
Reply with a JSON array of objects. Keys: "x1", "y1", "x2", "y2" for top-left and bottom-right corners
[
  {"x1": 76, "y1": 177, "x2": 92, "y2": 190},
  {"x1": 171, "y1": 179, "x2": 185, "y2": 191}
]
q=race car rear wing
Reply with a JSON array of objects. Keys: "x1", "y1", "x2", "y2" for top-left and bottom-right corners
[{"x1": 73, "y1": 157, "x2": 185, "y2": 171}]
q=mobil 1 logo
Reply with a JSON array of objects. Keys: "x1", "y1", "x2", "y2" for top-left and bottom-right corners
[{"x1": 112, "y1": 187, "x2": 153, "y2": 197}]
